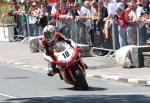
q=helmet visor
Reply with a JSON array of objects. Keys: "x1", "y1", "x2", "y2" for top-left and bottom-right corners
[{"x1": 44, "y1": 32, "x2": 55, "y2": 40}]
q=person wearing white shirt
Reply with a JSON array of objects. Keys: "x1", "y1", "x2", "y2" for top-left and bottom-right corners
[
  {"x1": 28, "y1": 2, "x2": 42, "y2": 36},
  {"x1": 79, "y1": 0, "x2": 96, "y2": 46},
  {"x1": 103, "y1": 0, "x2": 119, "y2": 49},
  {"x1": 103, "y1": 0, "x2": 117, "y2": 21}
]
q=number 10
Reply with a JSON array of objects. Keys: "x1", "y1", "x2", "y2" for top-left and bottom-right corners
[{"x1": 63, "y1": 51, "x2": 70, "y2": 58}]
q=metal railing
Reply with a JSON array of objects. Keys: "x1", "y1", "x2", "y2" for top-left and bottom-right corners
[{"x1": 13, "y1": 14, "x2": 150, "y2": 56}]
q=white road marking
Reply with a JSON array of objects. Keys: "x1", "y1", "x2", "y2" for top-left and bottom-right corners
[
  {"x1": 21, "y1": 64, "x2": 32, "y2": 67},
  {"x1": 87, "y1": 74, "x2": 94, "y2": 77},
  {"x1": 101, "y1": 92, "x2": 150, "y2": 96},
  {"x1": 0, "y1": 92, "x2": 16, "y2": 98},
  {"x1": 30, "y1": 66, "x2": 41, "y2": 69},
  {"x1": 12, "y1": 57, "x2": 31, "y2": 60},
  {"x1": 128, "y1": 78, "x2": 141, "y2": 83},
  {"x1": 13, "y1": 62, "x2": 23, "y2": 65}
]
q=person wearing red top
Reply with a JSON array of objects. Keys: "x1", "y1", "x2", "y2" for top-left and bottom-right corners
[
  {"x1": 54, "y1": 9, "x2": 60, "y2": 20},
  {"x1": 115, "y1": 10, "x2": 126, "y2": 29},
  {"x1": 48, "y1": 0, "x2": 59, "y2": 3},
  {"x1": 115, "y1": 2, "x2": 128, "y2": 48},
  {"x1": 60, "y1": 0, "x2": 67, "y2": 15}
]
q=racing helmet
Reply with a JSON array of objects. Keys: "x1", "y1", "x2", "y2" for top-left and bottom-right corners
[{"x1": 42, "y1": 25, "x2": 56, "y2": 43}]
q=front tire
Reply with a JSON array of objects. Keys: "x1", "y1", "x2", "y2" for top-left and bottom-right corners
[{"x1": 72, "y1": 68, "x2": 89, "y2": 90}]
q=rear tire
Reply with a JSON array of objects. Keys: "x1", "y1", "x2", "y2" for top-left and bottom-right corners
[{"x1": 72, "y1": 68, "x2": 89, "y2": 90}]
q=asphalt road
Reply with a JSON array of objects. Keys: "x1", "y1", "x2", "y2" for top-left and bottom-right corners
[{"x1": 1, "y1": 62, "x2": 150, "y2": 103}]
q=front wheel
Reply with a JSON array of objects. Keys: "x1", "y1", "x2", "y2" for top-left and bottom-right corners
[{"x1": 72, "y1": 68, "x2": 89, "y2": 90}]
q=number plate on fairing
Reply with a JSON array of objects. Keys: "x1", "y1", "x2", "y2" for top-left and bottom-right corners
[
  {"x1": 56, "y1": 48, "x2": 74, "y2": 61},
  {"x1": 54, "y1": 41, "x2": 74, "y2": 61}
]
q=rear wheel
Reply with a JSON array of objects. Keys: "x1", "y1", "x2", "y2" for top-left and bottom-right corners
[{"x1": 72, "y1": 68, "x2": 89, "y2": 90}]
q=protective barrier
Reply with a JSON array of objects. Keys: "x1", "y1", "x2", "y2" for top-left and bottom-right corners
[{"x1": 14, "y1": 14, "x2": 149, "y2": 51}]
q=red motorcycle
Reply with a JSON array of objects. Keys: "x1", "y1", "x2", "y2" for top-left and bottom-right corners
[{"x1": 44, "y1": 40, "x2": 89, "y2": 90}]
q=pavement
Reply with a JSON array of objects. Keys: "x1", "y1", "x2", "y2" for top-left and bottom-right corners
[{"x1": 0, "y1": 41, "x2": 150, "y2": 87}]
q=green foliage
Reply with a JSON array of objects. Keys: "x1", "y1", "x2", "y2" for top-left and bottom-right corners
[{"x1": 0, "y1": 1, "x2": 15, "y2": 25}]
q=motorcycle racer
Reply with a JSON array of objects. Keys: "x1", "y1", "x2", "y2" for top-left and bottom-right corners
[{"x1": 39, "y1": 25, "x2": 73, "y2": 76}]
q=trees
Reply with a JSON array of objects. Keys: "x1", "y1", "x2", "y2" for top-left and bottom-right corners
[
  {"x1": 0, "y1": 0, "x2": 15, "y2": 42},
  {"x1": 0, "y1": 0, "x2": 15, "y2": 25}
]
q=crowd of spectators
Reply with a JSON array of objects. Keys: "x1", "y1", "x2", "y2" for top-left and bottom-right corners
[{"x1": 6, "y1": 0, "x2": 150, "y2": 49}]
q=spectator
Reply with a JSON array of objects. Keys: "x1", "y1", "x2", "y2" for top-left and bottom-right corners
[
  {"x1": 74, "y1": 2, "x2": 81, "y2": 16},
  {"x1": 75, "y1": 0, "x2": 83, "y2": 6},
  {"x1": 125, "y1": 0, "x2": 139, "y2": 45},
  {"x1": 103, "y1": 0, "x2": 117, "y2": 21},
  {"x1": 7, "y1": 0, "x2": 19, "y2": 39},
  {"x1": 139, "y1": 0, "x2": 149, "y2": 13},
  {"x1": 67, "y1": 4, "x2": 75, "y2": 17},
  {"x1": 115, "y1": 2, "x2": 128, "y2": 48},
  {"x1": 103, "y1": 0, "x2": 119, "y2": 49},
  {"x1": 35, "y1": 1, "x2": 49, "y2": 35},
  {"x1": 51, "y1": 3, "x2": 60, "y2": 16},
  {"x1": 91, "y1": 0, "x2": 100, "y2": 46},
  {"x1": 70, "y1": 2, "x2": 86, "y2": 43},
  {"x1": 60, "y1": 0, "x2": 68, "y2": 15},
  {"x1": 28, "y1": 2, "x2": 41, "y2": 36},
  {"x1": 137, "y1": 0, "x2": 149, "y2": 45},
  {"x1": 17, "y1": 1, "x2": 27, "y2": 37},
  {"x1": 80, "y1": 0, "x2": 95, "y2": 46},
  {"x1": 24, "y1": 1, "x2": 30, "y2": 13},
  {"x1": 53, "y1": 3, "x2": 64, "y2": 29},
  {"x1": 116, "y1": 0, "x2": 127, "y2": 7},
  {"x1": 97, "y1": 0, "x2": 108, "y2": 48},
  {"x1": 45, "y1": 0, "x2": 52, "y2": 21},
  {"x1": 143, "y1": 12, "x2": 150, "y2": 38}
]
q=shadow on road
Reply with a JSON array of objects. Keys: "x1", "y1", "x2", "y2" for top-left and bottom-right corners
[
  {"x1": 5, "y1": 95, "x2": 150, "y2": 103},
  {"x1": 59, "y1": 86, "x2": 107, "y2": 91}
]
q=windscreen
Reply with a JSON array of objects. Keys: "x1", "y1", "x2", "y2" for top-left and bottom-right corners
[{"x1": 53, "y1": 41, "x2": 67, "y2": 52}]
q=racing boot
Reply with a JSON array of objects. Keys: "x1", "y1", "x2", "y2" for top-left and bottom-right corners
[
  {"x1": 47, "y1": 65, "x2": 60, "y2": 76},
  {"x1": 84, "y1": 63, "x2": 88, "y2": 69}
]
